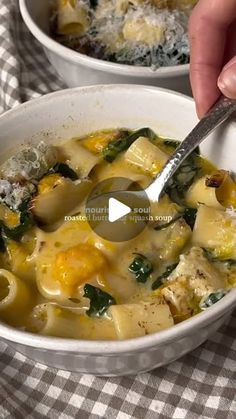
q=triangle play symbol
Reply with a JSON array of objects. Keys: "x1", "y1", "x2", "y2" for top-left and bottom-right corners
[{"x1": 108, "y1": 197, "x2": 131, "y2": 223}]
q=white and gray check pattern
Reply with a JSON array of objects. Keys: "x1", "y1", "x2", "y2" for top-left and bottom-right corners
[
  {"x1": 0, "y1": 1, "x2": 235, "y2": 418},
  {"x1": 0, "y1": 0, "x2": 64, "y2": 113}
]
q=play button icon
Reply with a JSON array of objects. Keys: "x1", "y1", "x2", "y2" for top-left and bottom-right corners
[
  {"x1": 85, "y1": 177, "x2": 150, "y2": 242},
  {"x1": 108, "y1": 198, "x2": 131, "y2": 223}
]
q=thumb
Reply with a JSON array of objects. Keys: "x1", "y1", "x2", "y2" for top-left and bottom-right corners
[{"x1": 218, "y1": 56, "x2": 236, "y2": 98}]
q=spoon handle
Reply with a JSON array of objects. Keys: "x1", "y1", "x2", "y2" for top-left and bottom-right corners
[{"x1": 146, "y1": 96, "x2": 236, "y2": 201}]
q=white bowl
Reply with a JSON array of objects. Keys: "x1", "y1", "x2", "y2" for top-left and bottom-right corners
[
  {"x1": 0, "y1": 85, "x2": 235, "y2": 376},
  {"x1": 19, "y1": 0, "x2": 191, "y2": 94}
]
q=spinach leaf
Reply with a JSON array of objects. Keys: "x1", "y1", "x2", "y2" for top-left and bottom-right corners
[
  {"x1": 84, "y1": 284, "x2": 116, "y2": 317},
  {"x1": 163, "y1": 139, "x2": 200, "y2": 155},
  {"x1": 50, "y1": 163, "x2": 78, "y2": 181},
  {"x1": 165, "y1": 148, "x2": 200, "y2": 205},
  {"x1": 102, "y1": 128, "x2": 156, "y2": 162},
  {"x1": 200, "y1": 289, "x2": 228, "y2": 310},
  {"x1": 2, "y1": 213, "x2": 33, "y2": 241},
  {"x1": 1, "y1": 199, "x2": 34, "y2": 242},
  {"x1": 182, "y1": 208, "x2": 197, "y2": 230},
  {"x1": 152, "y1": 263, "x2": 178, "y2": 290},
  {"x1": 129, "y1": 253, "x2": 153, "y2": 283}
]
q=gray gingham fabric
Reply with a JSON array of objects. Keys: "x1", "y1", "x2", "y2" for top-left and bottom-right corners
[
  {"x1": 0, "y1": 1, "x2": 236, "y2": 418},
  {"x1": 0, "y1": 0, "x2": 64, "y2": 113}
]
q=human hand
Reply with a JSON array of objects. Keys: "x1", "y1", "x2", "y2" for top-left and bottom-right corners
[{"x1": 189, "y1": 0, "x2": 236, "y2": 117}]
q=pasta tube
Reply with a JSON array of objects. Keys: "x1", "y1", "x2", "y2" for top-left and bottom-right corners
[
  {"x1": 29, "y1": 303, "x2": 80, "y2": 337},
  {"x1": 29, "y1": 303, "x2": 116, "y2": 339},
  {"x1": 161, "y1": 277, "x2": 194, "y2": 320},
  {"x1": 6, "y1": 240, "x2": 36, "y2": 283},
  {"x1": 32, "y1": 177, "x2": 92, "y2": 225},
  {"x1": 56, "y1": 0, "x2": 90, "y2": 36},
  {"x1": 186, "y1": 171, "x2": 236, "y2": 209},
  {"x1": 125, "y1": 137, "x2": 169, "y2": 176},
  {"x1": 0, "y1": 270, "x2": 32, "y2": 326},
  {"x1": 123, "y1": 18, "x2": 164, "y2": 46},
  {"x1": 109, "y1": 296, "x2": 173, "y2": 339},
  {"x1": 185, "y1": 176, "x2": 224, "y2": 209},
  {"x1": 60, "y1": 140, "x2": 100, "y2": 177},
  {"x1": 192, "y1": 206, "x2": 236, "y2": 260},
  {"x1": 159, "y1": 218, "x2": 192, "y2": 261}
]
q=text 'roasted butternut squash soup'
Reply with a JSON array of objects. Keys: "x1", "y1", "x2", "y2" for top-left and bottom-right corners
[{"x1": 0, "y1": 128, "x2": 235, "y2": 340}]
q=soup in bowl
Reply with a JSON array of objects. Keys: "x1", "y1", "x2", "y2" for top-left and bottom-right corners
[{"x1": 0, "y1": 85, "x2": 235, "y2": 375}]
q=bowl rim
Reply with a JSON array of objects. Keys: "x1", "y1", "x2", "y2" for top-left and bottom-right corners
[
  {"x1": 0, "y1": 84, "x2": 235, "y2": 354},
  {"x1": 19, "y1": 0, "x2": 189, "y2": 78}
]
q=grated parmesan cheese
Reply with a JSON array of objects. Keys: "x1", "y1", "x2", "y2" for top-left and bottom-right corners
[
  {"x1": 0, "y1": 180, "x2": 36, "y2": 211},
  {"x1": 0, "y1": 142, "x2": 58, "y2": 210},
  {"x1": 0, "y1": 142, "x2": 58, "y2": 182},
  {"x1": 92, "y1": 5, "x2": 189, "y2": 67},
  {"x1": 52, "y1": 0, "x2": 194, "y2": 68}
]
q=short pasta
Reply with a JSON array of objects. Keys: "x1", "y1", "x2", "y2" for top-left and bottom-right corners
[
  {"x1": 0, "y1": 128, "x2": 235, "y2": 339},
  {"x1": 56, "y1": 0, "x2": 90, "y2": 35}
]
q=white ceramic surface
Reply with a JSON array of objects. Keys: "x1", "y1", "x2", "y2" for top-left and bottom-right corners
[
  {"x1": 19, "y1": 0, "x2": 192, "y2": 95},
  {"x1": 0, "y1": 85, "x2": 235, "y2": 375}
]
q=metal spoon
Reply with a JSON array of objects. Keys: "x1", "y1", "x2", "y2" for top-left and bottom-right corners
[
  {"x1": 88, "y1": 96, "x2": 236, "y2": 207},
  {"x1": 145, "y1": 96, "x2": 236, "y2": 202}
]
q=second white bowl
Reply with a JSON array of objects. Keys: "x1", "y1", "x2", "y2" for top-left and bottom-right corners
[{"x1": 19, "y1": 0, "x2": 191, "y2": 94}]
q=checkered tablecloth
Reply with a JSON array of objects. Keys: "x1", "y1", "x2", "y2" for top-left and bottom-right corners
[{"x1": 0, "y1": 1, "x2": 236, "y2": 418}]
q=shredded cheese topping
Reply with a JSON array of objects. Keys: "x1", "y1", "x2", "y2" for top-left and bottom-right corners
[
  {"x1": 52, "y1": 0, "x2": 194, "y2": 68},
  {"x1": 0, "y1": 142, "x2": 57, "y2": 210}
]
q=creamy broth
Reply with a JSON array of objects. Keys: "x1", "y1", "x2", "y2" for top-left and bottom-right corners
[{"x1": 0, "y1": 128, "x2": 235, "y2": 340}]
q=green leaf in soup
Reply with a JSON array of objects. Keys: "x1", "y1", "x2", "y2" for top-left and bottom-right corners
[
  {"x1": 84, "y1": 284, "x2": 116, "y2": 317},
  {"x1": 1, "y1": 199, "x2": 34, "y2": 242},
  {"x1": 129, "y1": 253, "x2": 153, "y2": 283},
  {"x1": 50, "y1": 163, "x2": 78, "y2": 181},
  {"x1": 182, "y1": 207, "x2": 197, "y2": 230},
  {"x1": 2, "y1": 214, "x2": 33, "y2": 241},
  {"x1": 200, "y1": 289, "x2": 228, "y2": 310},
  {"x1": 102, "y1": 128, "x2": 156, "y2": 162},
  {"x1": 152, "y1": 263, "x2": 178, "y2": 290},
  {"x1": 163, "y1": 139, "x2": 200, "y2": 155},
  {"x1": 165, "y1": 149, "x2": 200, "y2": 205}
]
